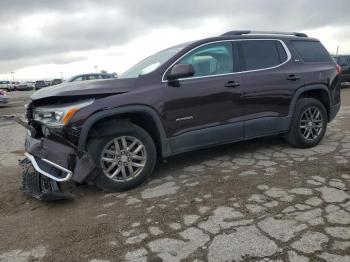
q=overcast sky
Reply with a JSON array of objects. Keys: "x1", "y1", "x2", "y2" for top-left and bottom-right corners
[{"x1": 0, "y1": 0, "x2": 349, "y2": 81}]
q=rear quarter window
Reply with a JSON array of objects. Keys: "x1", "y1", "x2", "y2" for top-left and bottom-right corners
[{"x1": 292, "y1": 40, "x2": 332, "y2": 63}]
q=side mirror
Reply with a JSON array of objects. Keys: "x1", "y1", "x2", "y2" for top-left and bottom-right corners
[{"x1": 167, "y1": 64, "x2": 195, "y2": 81}]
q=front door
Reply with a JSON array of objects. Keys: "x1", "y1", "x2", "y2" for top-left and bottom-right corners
[{"x1": 162, "y1": 41, "x2": 244, "y2": 153}]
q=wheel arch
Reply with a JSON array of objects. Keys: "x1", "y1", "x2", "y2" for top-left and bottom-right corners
[
  {"x1": 78, "y1": 105, "x2": 171, "y2": 157},
  {"x1": 289, "y1": 85, "x2": 331, "y2": 122}
]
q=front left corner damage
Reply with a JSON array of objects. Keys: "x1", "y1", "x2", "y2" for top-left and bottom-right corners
[
  {"x1": 20, "y1": 134, "x2": 97, "y2": 201},
  {"x1": 19, "y1": 158, "x2": 74, "y2": 201}
]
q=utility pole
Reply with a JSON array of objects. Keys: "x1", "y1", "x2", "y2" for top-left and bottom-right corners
[
  {"x1": 336, "y1": 46, "x2": 339, "y2": 57},
  {"x1": 10, "y1": 72, "x2": 15, "y2": 90},
  {"x1": 60, "y1": 72, "x2": 63, "y2": 80},
  {"x1": 94, "y1": 66, "x2": 98, "y2": 73}
]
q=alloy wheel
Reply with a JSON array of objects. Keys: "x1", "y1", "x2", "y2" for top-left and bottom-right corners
[
  {"x1": 299, "y1": 106, "x2": 324, "y2": 141},
  {"x1": 101, "y1": 136, "x2": 147, "y2": 182}
]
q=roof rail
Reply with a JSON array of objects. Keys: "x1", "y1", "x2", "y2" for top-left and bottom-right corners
[{"x1": 221, "y1": 30, "x2": 308, "y2": 37}]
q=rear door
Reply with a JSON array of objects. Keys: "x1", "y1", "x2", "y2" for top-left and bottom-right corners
[{"x1": 238, "y1": 39, "x2": 300, "y2": 138}]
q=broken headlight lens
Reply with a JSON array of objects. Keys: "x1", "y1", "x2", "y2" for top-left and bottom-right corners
[{"x1": 33, "y1": 99, "x2": 94, "y2": 128}]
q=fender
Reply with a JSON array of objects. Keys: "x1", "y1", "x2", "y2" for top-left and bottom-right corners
[
  {"x1": 288, "y1": 84, "x2": 331, "y2": 118},
  {"x1": 78, "y1": 105, "x2": 172, "y2": 157}
]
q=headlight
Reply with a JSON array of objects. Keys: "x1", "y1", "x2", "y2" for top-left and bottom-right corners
[{"x1": 33, "y1": 99, "x2": 94, "y2": 128}]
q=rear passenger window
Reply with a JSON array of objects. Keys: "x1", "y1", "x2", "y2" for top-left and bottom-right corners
[
  {"x1": 292, "y1": 41, "x2": 332, "y2": 63},
  {"x1": 239, "y1": 40, "x2": 287, "y2": 71}
]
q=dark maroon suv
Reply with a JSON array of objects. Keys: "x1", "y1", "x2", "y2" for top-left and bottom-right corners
[{"x1": 22, "y1": 30, "x2": 341, "y2": 199}]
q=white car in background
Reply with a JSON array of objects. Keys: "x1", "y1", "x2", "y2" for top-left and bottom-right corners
[{"x1": 0, "y1": 81, "x2": 14, "y2": 91}]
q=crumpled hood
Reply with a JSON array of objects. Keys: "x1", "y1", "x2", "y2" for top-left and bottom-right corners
[{"x1": 31, "y1": 78, "x2": 136, "y2": 100}]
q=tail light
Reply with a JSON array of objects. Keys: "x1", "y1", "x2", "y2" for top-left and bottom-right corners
[{"x1": 336, "y1": 64, "x2": 342, "y2": 75}]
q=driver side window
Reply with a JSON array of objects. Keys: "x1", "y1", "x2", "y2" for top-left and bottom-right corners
[{"x1": 178, "y1": 42, "x2": 234, "y2": 78}]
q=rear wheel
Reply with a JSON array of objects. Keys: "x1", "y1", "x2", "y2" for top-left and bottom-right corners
[
  {"x1": 87, "y1": 123, "x2": 156, "y2": 191},
  {"x1": 285, "y1": 98, "x2": 328, "y2": 148}
]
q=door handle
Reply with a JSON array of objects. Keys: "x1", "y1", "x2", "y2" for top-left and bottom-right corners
[
  {"x1": 286, "y1": 74, "x2": 300, "y2": 81},
  {"x1": 225, "y1": 81, "x2": 240, "y2": 88}
]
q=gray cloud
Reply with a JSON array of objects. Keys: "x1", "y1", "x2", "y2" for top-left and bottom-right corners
[
  {"x1": 0, "y1": 53, "x2": 87, "y2": 75},
  {"x1": 0, "y1": 0, "x2": 349, "y2": 73}
]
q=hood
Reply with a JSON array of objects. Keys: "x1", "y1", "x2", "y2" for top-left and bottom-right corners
[{"x1": 31, "y1": 78, "x2": 136, "y2": 100}]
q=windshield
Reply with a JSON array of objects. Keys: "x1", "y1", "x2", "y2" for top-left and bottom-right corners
[{"x1": 119, "y1": 43, "x2": 190, "y2": 79}]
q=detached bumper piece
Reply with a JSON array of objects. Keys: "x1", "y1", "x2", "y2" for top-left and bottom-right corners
[
  {"x1": 20, "y1": 133, "x2": 97, "y2": 201},
  {"x1": 25, "y1": 153, "x2": 73, "y2": 182},
  {"x1": 25, "y1": 134, "x2": 97, "y2": 184},
  {"x1": 19, "y1": 158, "x2": 74, "y2": 201}
]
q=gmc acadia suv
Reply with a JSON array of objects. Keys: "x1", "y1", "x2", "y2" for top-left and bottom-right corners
[{"x1": 22, "y1": 30, "x2": 341, "y2": 197}]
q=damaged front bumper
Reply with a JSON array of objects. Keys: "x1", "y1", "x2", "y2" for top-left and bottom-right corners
[
  {"x1": 21, "y1": 131, "x2": 97, "y2": 201},
  {"x1": 25, "y1": 152, "x2": 73, "y2": 182},
  {"x1": 19, "y1": 158, "x2": 74, "y2": 201}
]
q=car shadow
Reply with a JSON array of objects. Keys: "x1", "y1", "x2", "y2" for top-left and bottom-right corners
[
  {"x1": 152, "y1": 135, "x2": 287, "y2": 180},
  {"x1": 69, "y1": 135, "x2": 287, "y2": 200}
]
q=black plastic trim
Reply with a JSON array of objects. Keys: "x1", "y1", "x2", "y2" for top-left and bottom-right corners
[
  {"x1": 288, "y1": 84, "x2": 331, "y2": 118},
  {"x1": 78, "y1": 105, "x2": 172, "y2": 157},
  {"x1": 169, "y1": 116, "x2": 291, "y2": 155},
  {"x1": 329, "y1": 103, "x2": 341, "y2": 122},
  {"x1": 170, "y1": 121, "x2": 243, "y2": 154},
  {"x1": 244, "y1": 116, "x2": 291, "y2": 139}
]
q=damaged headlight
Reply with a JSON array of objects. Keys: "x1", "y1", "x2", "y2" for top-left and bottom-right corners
[{"x1": 33, "y1": 99, "x2": 94, "y2": 128}]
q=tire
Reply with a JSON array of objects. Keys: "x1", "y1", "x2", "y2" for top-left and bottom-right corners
[
  {"x1": 87, "y1": 122, "x2": 157, "y2": 191},
  {"x1": 285, "y1": 98, "x2": 328, "y2": 148}
]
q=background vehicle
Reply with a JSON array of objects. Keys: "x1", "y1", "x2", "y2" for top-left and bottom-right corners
[
  {"x1": 0, "y1": 81, "x2": 12, "y2": 91},
  {"x1": 12, "y1": 81, "x2": 20, "y2": 90},
  {"x1": 16, "y1": 82, "x2": 34, "y2": 91},
  {"x1": 333, "y1": 55, "x2": 350, "y2": 82},
  {"x1": 67, "y1": 73, "x2": 117, "y2": 82},
  {"x1": 24, "y1": 31, "x2": 341, "y2": 194},
  {"x1": 0, "y1": 89, "x2": 9, "y2": 104},
  {"x1": 34, "y1": 80, "x2": 48, "y2": 90},
  {"x1": 27, "y1": 82, "x2": 35, "y2": 89},
  {"x1": 51, "y1": 79, "x2": 63, "y2": 86}
]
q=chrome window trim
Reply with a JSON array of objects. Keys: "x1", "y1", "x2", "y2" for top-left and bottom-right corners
[{"x1": 162, "y1": 39, "x2": 292, "y2": 83}]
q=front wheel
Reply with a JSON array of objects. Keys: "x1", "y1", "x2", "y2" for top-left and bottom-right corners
[
  {"x1": 87, "y1": 123, "x2": 157, "y2": 191},
  {"x1": 285, "y1": 98, "x2": 328, "y2": 148}
]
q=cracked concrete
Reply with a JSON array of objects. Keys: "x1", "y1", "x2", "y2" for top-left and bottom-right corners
[
  {"x1": 208, "y1": 225, "x2": 279, "y2": 262},
  {"x1": 2, "y1": 90, "x2": 350, "y2": 261}
]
